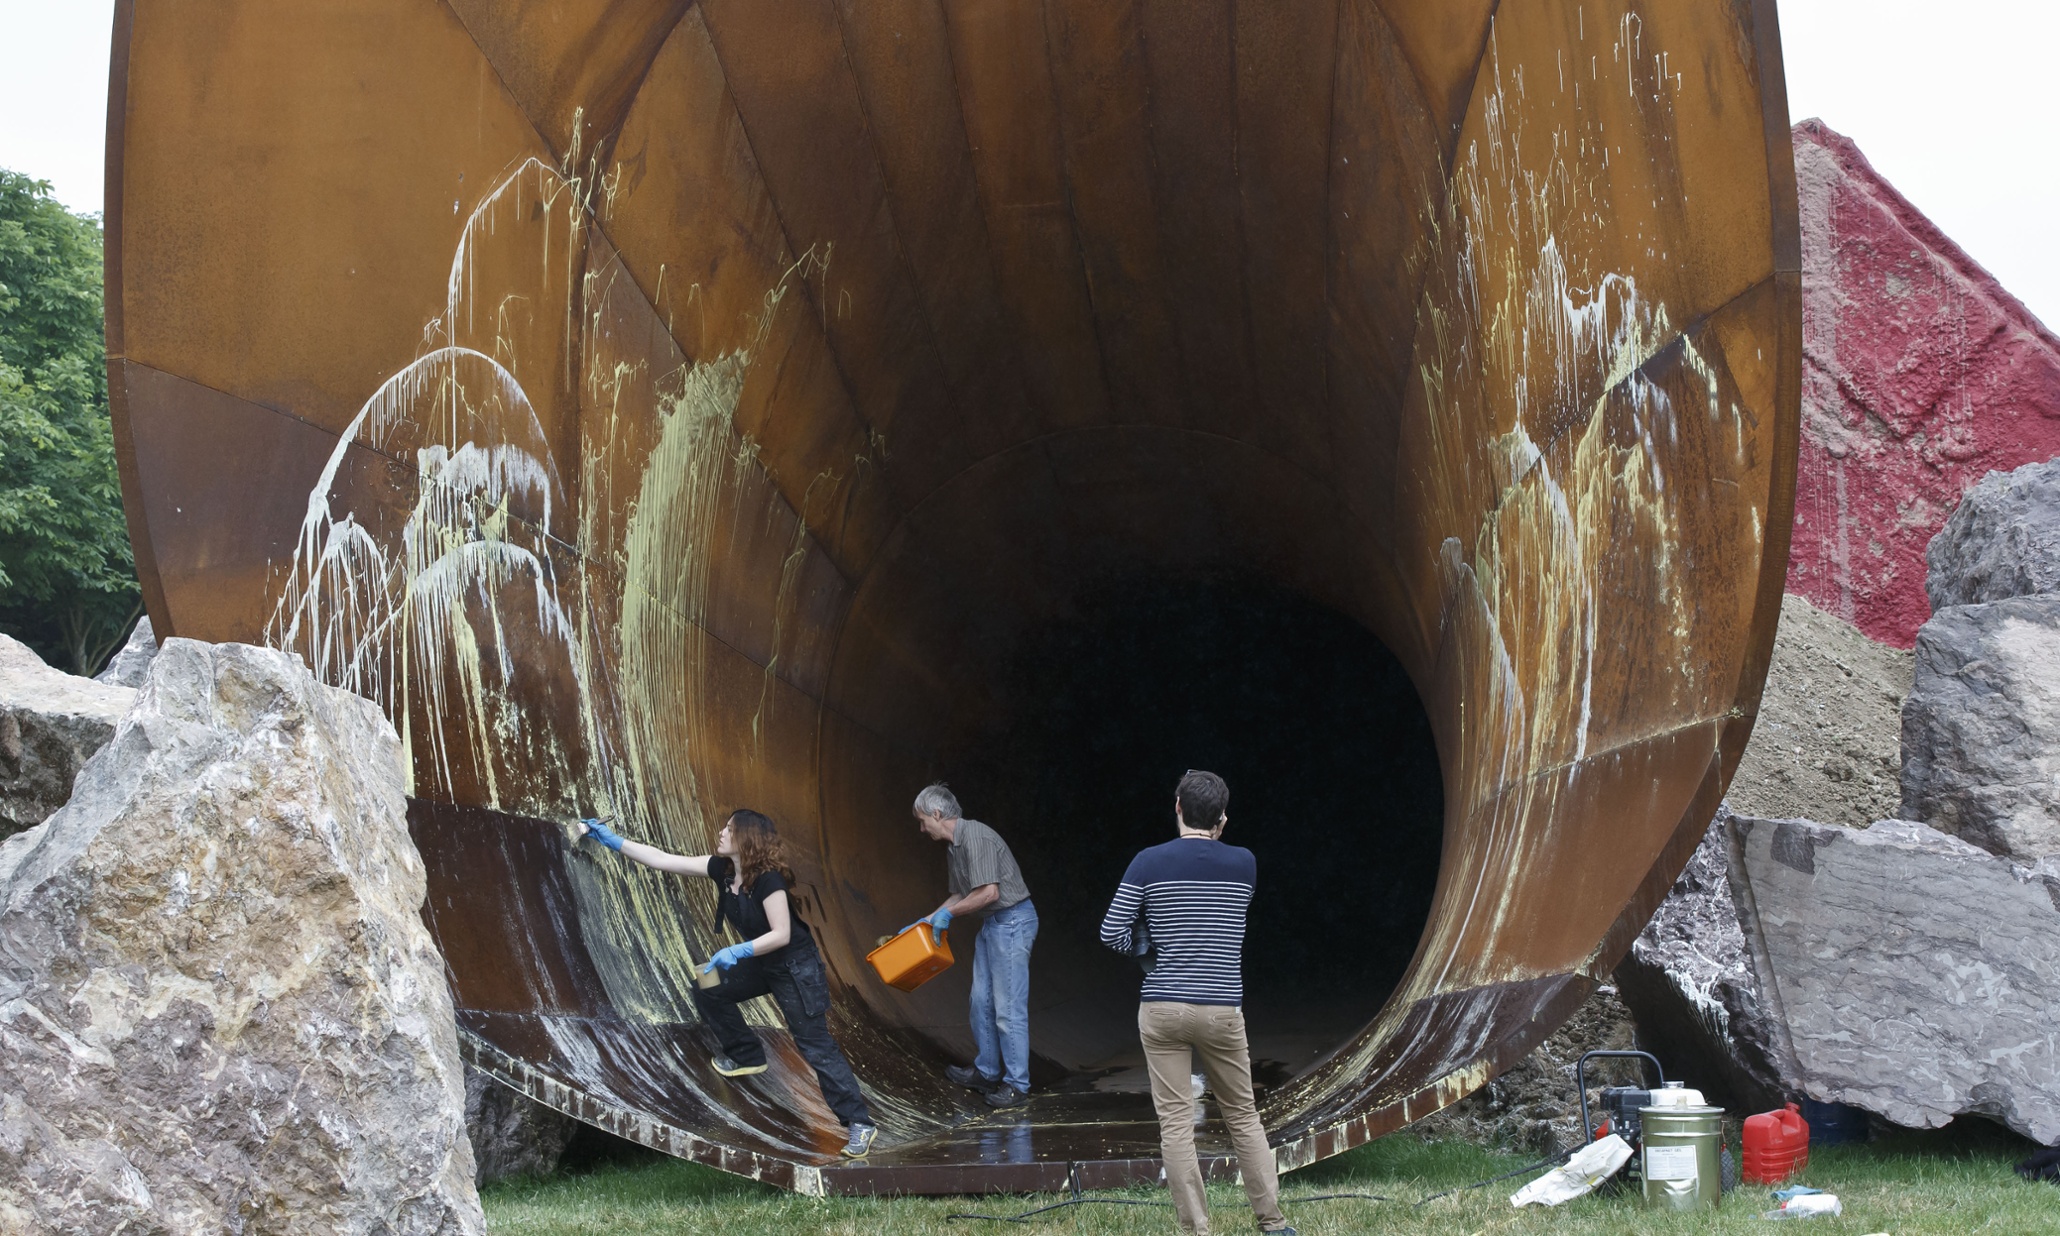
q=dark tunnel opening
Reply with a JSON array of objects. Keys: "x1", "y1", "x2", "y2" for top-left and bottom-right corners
[{"x1": 938, "y1": 576, "x2": 1444, "y2": 1088}]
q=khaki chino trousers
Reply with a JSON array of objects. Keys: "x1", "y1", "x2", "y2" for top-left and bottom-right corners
[{"x1": 1138, "y1": 1001, "x2": 1287, "y2": 1234}]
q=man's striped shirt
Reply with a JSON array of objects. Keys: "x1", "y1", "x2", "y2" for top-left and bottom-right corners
[{"x1": 1098, "y1": 837, "x2": 1256, "y2": 1006}]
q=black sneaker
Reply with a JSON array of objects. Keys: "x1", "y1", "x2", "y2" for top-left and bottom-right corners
[
  {"x1": 711, "y1": 1053, "x2": 768, "y2": 1077},
  {"x1": 946, "y1": 1064, "x2": 1000, "y2": 1091},
  {"x1": 841, "y1": 1123, "x2": 878, "y2": 1157},
  {"x1": 984, "y1": 1084, "x2": 1029, "y2": 1109}
]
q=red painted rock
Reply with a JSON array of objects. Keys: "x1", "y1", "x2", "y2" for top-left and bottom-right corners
[{"x1": 1787, "y1": 120, "x2": 2060, "y2": 647}]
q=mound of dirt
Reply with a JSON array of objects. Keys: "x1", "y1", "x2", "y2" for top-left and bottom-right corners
[
  {"x1": 1410, "y1": 986, "x2": 1640, "y2": 1155},
  {"x1": 1728, "y1": 593, "x2": 1913, "y2": 827}
]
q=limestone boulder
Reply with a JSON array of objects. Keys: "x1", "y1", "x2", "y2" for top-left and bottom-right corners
[
  {"x1": 1926, "y1": 457, "x2": 2060, "y2": 610},
  {"x1": 96, "y1": 615, "x2": 161, "y2": 688},
  {"x1": 0, "y1": 639, "x2": 483, "y2": 1234},
  {"x1": 465, "y1": 1065, "x2": 577, "y2": 1185},
  {"x1": 1900, "y1": 596, "x2": 2060, "y2": 861},
  {"x1": 0, "y1": 633, "x2": 135, "y2": 839},
  {"x1": 1728, "y1": 814, "x2": 2060, "y2": 1144},
  {"x1": 1613, "y1": 805, "x2": 1788, "y2": 1112}
]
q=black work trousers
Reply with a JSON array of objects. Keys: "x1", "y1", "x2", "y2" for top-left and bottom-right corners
[{"x1": 691, "y1": 938, "x2": 873, "y2": 1128}]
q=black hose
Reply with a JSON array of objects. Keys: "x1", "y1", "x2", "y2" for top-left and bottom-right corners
[
  {"x1": 1410, "y1": 1148, "x2": 1573, "y2": 1208},
  {"x1": 945, "y1": 1163, "x2": 1171, "y2": 1223},
  {"x1": 945, "y1": 1197, "x2": 1170, "y2": 1223},
  {"x1": 945, "y1": 1148, "x2": 1567, "y2": 1223},
  {"x1": 945, "y1": 1194, "x2": 1404, "y2": 1224}
]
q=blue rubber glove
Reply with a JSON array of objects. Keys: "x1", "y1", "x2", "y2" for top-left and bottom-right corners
[
  {"x1": 702, "y1": 941, "x2": 755, "y2": 974},
  {"x1": 581, "y1": 818, "x2": 625, "y2": 852},
  {"x1": 894, "y1": 910, "x2": 951, "y2": 937}
]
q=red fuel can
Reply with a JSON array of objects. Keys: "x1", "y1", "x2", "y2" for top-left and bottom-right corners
[{"x1": 1742, "y1": 1102, "x2": 1810, "y2": 1185}]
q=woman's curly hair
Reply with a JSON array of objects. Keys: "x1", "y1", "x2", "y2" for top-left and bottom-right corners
[{"x1": 728, "y1": 809, "x2": 796, "y2": 888}]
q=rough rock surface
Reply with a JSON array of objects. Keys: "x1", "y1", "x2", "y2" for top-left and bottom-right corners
[
  {"x1": 95, "y1": 616, "x2": 160, "y2": 688},
  {"x1": 0, "y1": 639, "x2": 483, "y2": 1234},
  {"x1": 1728, "y1": 814, "x2": 2060, "y2": 1145},
  {"x1": 1613, "y1": 805, "x2": 1787, "y2": 1112},
  {"x1": 1927, "y1": 458, "x2": 2060, "y2": 609},
  {"x1": 1900, "y1": 597, "x2": 2060, "y2": 861},
  {"x1": 1727, "y1": 593, "x2": 1911, "y2": 827},
  {"x1": 0, "y1": 633, "x2": 136, "y2": 839},
  {"x1": 1411, "y1": 986, "x2": 1639, "y2": 1154},
  {"x1": 465, "y1": 1065, "x2": 577, "y2": 1185},
  {"x1": 1785, "y1": 121, "x2": 2060, "y2": 647}
]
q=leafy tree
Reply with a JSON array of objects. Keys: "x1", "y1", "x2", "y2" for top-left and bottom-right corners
[{"x1": 0, "y1": 170, "x2": 140, "y2": 675}]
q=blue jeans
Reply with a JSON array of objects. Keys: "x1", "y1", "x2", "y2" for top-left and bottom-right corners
[{"x1": 969, "y1": 899, "x2": 1037, "y2": 1093}]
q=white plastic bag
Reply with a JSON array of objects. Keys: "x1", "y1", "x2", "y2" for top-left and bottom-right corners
[
  {"x1": 1760, "y1": 1192, "x2": 1842, "y2": 1219},
  {"x1": 1510, "y1": 1134, "x2": 1634, "y2": 1207}
]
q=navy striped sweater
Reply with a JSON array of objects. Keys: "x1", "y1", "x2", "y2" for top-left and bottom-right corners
[{"x1": 1098, "y1": 837, "x2": 1256, "y2": 1006}]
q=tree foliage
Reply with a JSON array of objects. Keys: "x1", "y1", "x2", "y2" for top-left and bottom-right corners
[{"x1": 0, "y1": 170, "x2": 140, "y2": 674}]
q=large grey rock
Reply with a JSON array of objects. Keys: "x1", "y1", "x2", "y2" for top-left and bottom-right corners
[
  {"x1": 1613, "y1": 805, "x2": 1787, "y2": 1111},
  {"x1": 1900, "y1": 596, "x2": 2060, "y2": 861},
  {"x1": 96, "y1": 615, "x2": 160, "y2": 688},
  {"x1": 0, "y1": 633, "x2": 135, "y2": 839},
  {"x1": 1927, "y1": 458, "x2": 2060, "y2": 610},
  {"x1": 465, "y1": 1065, "x2": 577, "y2": 1185},
  {"x1": 0, "y1": 639, "x2": 483, "y2": 1234},
  {"x1": 1729, "y1": 813, "x2": 2060, "y2": 1144}
]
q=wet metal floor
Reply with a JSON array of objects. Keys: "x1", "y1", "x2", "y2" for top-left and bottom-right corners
[
  {"x1": 462, "y1": 1018, "x2": 1257, "y2": 1196},
  {"x1": 822, "y1": 1089, "x2": 1246, "y2": 1196}
]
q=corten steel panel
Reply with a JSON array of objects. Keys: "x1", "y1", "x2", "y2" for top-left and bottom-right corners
[{"x1": 109, "y1": 0, "x2": 1800, "y2": 1194}]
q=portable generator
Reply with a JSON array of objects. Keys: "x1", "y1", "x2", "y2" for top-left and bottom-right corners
[
  {"x1": 1579, "y1": 1050, "x2": 1665, "y2": 1145},
  {"x1": 1576, "y1": 1050, "x2": 1670, "y2": 1187},
  {"x1": 1575, "y1": 1050, "x2": 1734, "y2": 1203}
]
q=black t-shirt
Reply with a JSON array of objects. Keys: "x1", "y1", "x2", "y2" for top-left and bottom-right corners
[{"x1": 708, "y1": 855, "x2": 811, "y2": 945}]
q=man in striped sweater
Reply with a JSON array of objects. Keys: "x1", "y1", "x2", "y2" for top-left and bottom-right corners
[{"x1": 1099, "y1": 770, "x2": 1293, "y2": 1236}]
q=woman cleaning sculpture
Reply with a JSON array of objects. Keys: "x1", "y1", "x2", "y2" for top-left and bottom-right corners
[{"x1": 577, "y1": 810, "x2": 878, "y2": 1157}]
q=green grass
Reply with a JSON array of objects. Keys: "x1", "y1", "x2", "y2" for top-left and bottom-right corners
[{"x1": 483, "y1": 1123, "x2": 2057, "y2": 1235}]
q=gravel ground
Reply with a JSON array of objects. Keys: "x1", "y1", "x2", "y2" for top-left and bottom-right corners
[{"x1": 1727, "y1": 592, "x2": 1913, "y2": 827}]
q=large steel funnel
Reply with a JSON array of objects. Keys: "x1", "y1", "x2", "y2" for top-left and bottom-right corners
[{"x1": 107, "y1": 0, "x2": 1798, "y2": 1194}]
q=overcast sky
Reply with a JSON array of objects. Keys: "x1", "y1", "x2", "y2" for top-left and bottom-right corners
[{"x1": 2, "y1": 1, "x2": 2055, "y2": 329}]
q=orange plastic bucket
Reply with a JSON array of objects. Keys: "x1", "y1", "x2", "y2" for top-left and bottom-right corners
[{"x1": 866, "y1": 922, "x2": 954, "y2": 991}]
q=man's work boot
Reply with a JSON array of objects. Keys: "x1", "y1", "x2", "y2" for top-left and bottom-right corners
[
  {"x1": 984, "y1": 1084, "x2": 1029, "y2": 1109},
  {"x1": 946, "y1": 1064, "x2": 999, "y2": 1091}
]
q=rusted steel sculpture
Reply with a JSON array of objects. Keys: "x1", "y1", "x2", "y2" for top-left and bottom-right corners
[{"x1": 106, "y1": 0, "x2": 1798, "y2": 1194}]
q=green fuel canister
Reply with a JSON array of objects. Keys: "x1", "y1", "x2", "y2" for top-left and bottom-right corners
[{"x1": 1639, "y1": 1105, "x2": 1726, "y2": 1209}]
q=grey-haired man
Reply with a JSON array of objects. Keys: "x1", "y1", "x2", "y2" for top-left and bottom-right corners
[{"x1": 911, "y1": 783, "x2": 1037, "y2": 1108}]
